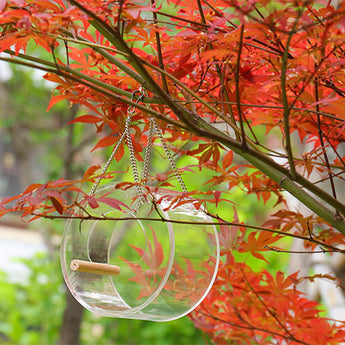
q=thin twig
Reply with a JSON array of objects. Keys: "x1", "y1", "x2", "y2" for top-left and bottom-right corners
[
  {"x1": 240, "y1": 269, "x2": 306, "y2": 344},
  {"x1": 281, "y1": 25, "x2": 298, "y2": 178},
  {"x1": 314, "y1": 75, "x2": 338, "y2": 202},
  {"x1": 197, "y1": 0, "x2": 207, "y2": 24},
  {"x1": 197, "y1": 309, "x2": 312, "y2": 345},
  {"x1": 264, "y1": 245, "x2": 343, "y2": 254},
  {"x1": 290, "y1": 46, "x2": 339, "y2": 111},
  {"x1": 151, "y1": 1, "x2": 168, "y2": 93},
  {"x1": 24, "y1": 209, "x2": 345, "y2": 253},
  {"x1": 235, "y1": 24, "x2": 247, "y2": 148}
]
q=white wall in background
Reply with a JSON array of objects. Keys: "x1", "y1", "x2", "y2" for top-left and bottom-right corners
[{"x1": 0, "y1": 225, "x2": 46, "y2": 282}]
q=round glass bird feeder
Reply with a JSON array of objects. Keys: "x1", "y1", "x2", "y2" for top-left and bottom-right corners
[{"x1": 61, "y1": 185, "x2": 219, "y2": 321}]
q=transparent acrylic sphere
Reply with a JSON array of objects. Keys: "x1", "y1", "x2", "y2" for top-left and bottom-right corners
[{"x1": 61, "y1": 185, "x2": 219, "y2": 321}]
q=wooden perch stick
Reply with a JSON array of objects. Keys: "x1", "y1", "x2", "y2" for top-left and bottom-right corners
[{"x1": 70, "y1": 259, "x2": 120, "y2": 276}]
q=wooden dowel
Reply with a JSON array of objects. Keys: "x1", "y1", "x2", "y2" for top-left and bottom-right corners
[{"x1": 70, "y1": 259, "x2": 120, "y2": 276}]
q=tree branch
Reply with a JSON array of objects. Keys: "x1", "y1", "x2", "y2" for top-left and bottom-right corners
[
  {"x1": 281, "y1": 28, "x2": 297, "y2": 178},
  {"x1": 235, "y1": 24, "x2": 247, "y2": 148}
]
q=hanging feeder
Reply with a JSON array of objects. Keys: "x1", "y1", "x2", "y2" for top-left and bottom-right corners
[
  {"x1": 60, "y1": 89, "x2": 220, "y2": 321},
  {"x1": 61, "y1": 185, "x2": 219, "y2": 321}
]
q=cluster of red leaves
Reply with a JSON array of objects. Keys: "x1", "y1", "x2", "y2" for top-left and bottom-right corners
[
  {"x1": 190, "y1": 224, "x2": 345, "y2": 345},
  {"x1": 0, "y1": 178, "x2": 82, "y2": 219},
  {"x1": 155, "y1": 0, "x2": 345, "y2": 139},
  {"x1": 191, "y1": 254, "x2": 345, "y2": 345},
  {"x1": 0, "y1": 0, "x2": 84, "y2": 52},
  {"x1": 0, "y1": 166, "x2": 129, "y2": 219},
  {"x1": 263, "y1": 209, "x2": 345, "y2": 249}
]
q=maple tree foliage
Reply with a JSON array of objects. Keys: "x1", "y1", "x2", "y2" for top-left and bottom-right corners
[{"x1": 2, "y1": 0, "x2": 345, "y2": 343}]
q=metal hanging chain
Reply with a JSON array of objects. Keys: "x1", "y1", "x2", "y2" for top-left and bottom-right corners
[
  {"x1": 125, "y1": 88, "x2": 146, "y2": 204},
  {"x1": 89, "y1": 132, "x2": 126, "y2": 196},
  {"x1": 89, "y1": 87, "x2": 188, "y2": 202},
  {"x1": 137, "y1": 95, "x2": 188, "y2": 193},
  {"x1": 123, "y1": 87, "x2": 188, "y2": 194},
  {"x1": 127, "y1": 116, "x2": 156, "y2": 210},
  {"x1": 142, "y1": 117, "x2": 155, "y2": 184},
  {"x1": 89, "y1": 88, "x2": 145, "y2": 197},
  {"x1": 150, "y1": 117, "x2": 188, "y2": 193}
]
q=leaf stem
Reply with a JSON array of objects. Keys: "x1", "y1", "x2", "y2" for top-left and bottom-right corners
[
  {"x1": 151, "y1": 2, "x2": 168, "y2": 93},
  {"x1": 235, "y1": 24, "x2": 247, "y2": 148},
  {"x1": 314, "y1": 76, "x2": 338, "y2": 201}
]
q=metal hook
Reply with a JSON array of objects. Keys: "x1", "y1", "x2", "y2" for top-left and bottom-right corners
[{"x1": 128, "y1": 88, "x2": 145, "y2": 115}]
